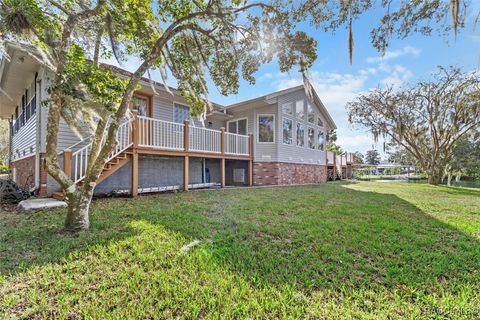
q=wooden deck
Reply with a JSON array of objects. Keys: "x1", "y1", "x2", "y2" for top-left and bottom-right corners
[{"x1": 61, "y1": 111, "x2": 253, "y2": 197}]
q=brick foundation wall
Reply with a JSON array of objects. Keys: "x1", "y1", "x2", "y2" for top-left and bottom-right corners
[
  {"x1": 10, "y1": 155, "x2": 36, "y2": 191},
  {"x1": 253, "y1": 162, "x2": 327, "y2": 186}
]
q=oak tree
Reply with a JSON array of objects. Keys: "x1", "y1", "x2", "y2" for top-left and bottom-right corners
[
  {"x1": 0, "y1": 0, "x2": 472, "y2": 230},
  {"x1": 347, "y1": 67, "x2": 480, "y2": 185}
]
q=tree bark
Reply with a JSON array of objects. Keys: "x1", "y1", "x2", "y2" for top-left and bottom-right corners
[
  {"x1": 455, "y1": 171, "x2": 462, "y2": 182},
  {"x1": 64, "y1": 189, "x2": 94, "y2": 231},
  {"x1": 447, "y1": 172, "x2": 452, "y2": 186},
  {"x1": 427, "y1": 174, "x2": 441, "y2": 185}
]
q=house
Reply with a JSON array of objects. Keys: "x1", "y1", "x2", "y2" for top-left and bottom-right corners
[{"x1": 0, "y1": 44, "x2": 353, "y2": 198}]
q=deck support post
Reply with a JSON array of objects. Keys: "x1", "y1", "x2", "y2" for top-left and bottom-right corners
[
  {"x1": 63, "y1": 149, "x2": 72, "y2": 179},
  {"x1": 184, "y1": 156, "x2": 189, "y2": 191},
  {"x1": 131, "y1": 110, "x2": 139, "y2": 197},
  {"x1": 220, "y1": 127, "x2": 225, "y2": 188},
  {"x1": 131, "y1": 152, "x2": 138, "y2": 197},
  {"x1": 248, "y1": 134, "x2": 253, "y2": 186},
  {"x1": 183, "y1": 120, "x2": 190, "y2": 191}
]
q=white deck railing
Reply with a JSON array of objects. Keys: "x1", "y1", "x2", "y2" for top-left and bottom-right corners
[
  {"x1": 225, "y1": 132, "x2": 249, "y2": 156},
  {"x1": 71, "y1": 120, "x2": 132, "y2": 183},
  {"x1": 72, "y1": 143, "x2": 92, "y2": 183},
  {"x1": 347, "y1": 153, "x2": 353, "y2": 163},
  {"x1": 138, "y1": 116, "x2": 184, "y2": 150},
  {"x1": 327, "y1": 151, "x2": 334, "y2": 164},
  {"x1": 189, "y1": 126, "x2": 221, "y2": 153},
  {"x1": 66, "y1": 116, "x2": 251, "y2": 184}
]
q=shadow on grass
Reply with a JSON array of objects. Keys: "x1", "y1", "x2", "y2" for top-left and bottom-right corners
[{"x1": 1, "y1": 182, "x2": 479, "y2": 296}]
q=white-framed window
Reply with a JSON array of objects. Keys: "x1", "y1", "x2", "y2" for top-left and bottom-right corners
[
  {"x1": 307, "y1": 103, "x2": 315, "y2": 124},
  {"x1": 282, "y1": 102, "x2": 294, "y2": 116},
  {"x1": 317, "y1": 116, "x2": 324, "y2": 127},
  {"x1": 227, "y1": 118, "x2": 248, "y2": 135},
  {"x1": 308, "y1": 126, "x2": 315, "y2": 149},
  {"x1": 295, "y1": 100, "x2": 304, "y2": 120},
  {"x1": 257, "y1": 114, "x2": 275, "y2": 143},
  {"x1": 317, "y1": 130, "x2": 325, "y2": 151},
  {"x1": 282, "y1": 118, "x2": 293, "y2": 145},
  {"x1": 296, "y1": 123, "x2": 305, "y2": 147},
  {"x1": 174, "y1": 103, "x2": 190, "y2": 123}
]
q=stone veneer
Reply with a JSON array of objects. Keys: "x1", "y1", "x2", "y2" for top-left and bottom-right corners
[{"x1": 253, "y1": 162, "x2": 327, "y2": 186}]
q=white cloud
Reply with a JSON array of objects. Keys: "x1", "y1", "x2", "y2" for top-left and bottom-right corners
[
  {"x1": 366, "y1": 45, "x2": 421, "y2": 64},
  {"x1": 379, "y1": 64, "x2": 414, "y2": 88},
  {"x1": 267, "y1": 61, "x2": 415, "y2": 155}
]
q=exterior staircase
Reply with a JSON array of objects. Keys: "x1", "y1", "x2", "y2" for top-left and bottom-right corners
[
  {"x1": 52, "y1": 120, "x2": 133, "y2": 201},
  {"x1": 52, "y1": 150, "x2": 132, "y2": 200}
]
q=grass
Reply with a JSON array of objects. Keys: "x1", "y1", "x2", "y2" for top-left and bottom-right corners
[{"x1": 1, "y1": 181, "x2": 479, "y2": 319}]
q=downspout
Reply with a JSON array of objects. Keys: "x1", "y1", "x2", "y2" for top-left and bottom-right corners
[{"x1": 34, "y1": 72, "x2": 41, "y2": 190}]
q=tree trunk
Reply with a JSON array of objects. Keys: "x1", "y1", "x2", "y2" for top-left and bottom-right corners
[
  {"x1": 427, "y1": 174, "x2": 441, "y2": 185},
  {"x1": 447, "y1": 172, "x2": 452, "y2": 186},
  {"x1": 455, "y1": 171, "x2": 461, "y2": 182},
  {"x1": 64, "y1": 189, "x2": 93, "y2": 231}
]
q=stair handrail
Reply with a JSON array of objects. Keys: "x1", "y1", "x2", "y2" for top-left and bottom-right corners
[
  {"x1": 70, "y1": 119, "x2": 133, "y2": 183},
  {"x1": 57, "y1": 135, "x2": 93, "y2": 155}
]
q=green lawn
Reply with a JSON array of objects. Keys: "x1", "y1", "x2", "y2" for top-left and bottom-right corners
[{"x1": 1, "y1": 182, "x2": 479, "y2": 319}]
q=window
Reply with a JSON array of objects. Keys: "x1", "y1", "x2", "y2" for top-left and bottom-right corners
[
  {"x1": 227, "y1": 118, "x2": 247, "y2": 135},
  {"x1": 317, "y1": 130, "x2": 325, "y2": 151},
  {"x1": 282, "y1": 118, "x2": 293, "y2": 145},
  {"x1": 282, "y1": 102, "x2": 294, "y2": 116},
  {"x1": 307, "y1": 103, "x2": 315, "y2": 123},
  {"x1": 317, "y1": 117, "x2": 324, "y2": 127},
  {"x1": 308, "y1": 127, "x2": 315, "y2": 149},
  {"x1": 296, "y1": 123, "x2": 305, "y2": 147},
  {"x1": 132, "y1": 95, "x2": 149, "y2": 116},
  {"x1": 258, "y1": 115, "x2": 274, "y2": 143},
  {"x1": 174, "y1": 103, "x2": 190, "y2": 123},
  {"x1": 295, "y1": 100, "x2": 304, "y2": 120}
]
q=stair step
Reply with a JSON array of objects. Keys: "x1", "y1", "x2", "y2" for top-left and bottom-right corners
[{"x1": 52, "y1": 191, "x2": 65, "y2": 201}]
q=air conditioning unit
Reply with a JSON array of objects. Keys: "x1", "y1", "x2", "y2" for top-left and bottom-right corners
[{"x1": 233, "y1": 168, "x2": 246, "y2": 183}]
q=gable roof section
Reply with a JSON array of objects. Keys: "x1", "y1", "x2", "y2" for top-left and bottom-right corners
[{"x1": 224, "y1": 84, "x2": 337, "y2": 129}]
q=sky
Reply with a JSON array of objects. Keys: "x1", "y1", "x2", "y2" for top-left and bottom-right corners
[{"x1": 104, "y1": 4, "x2": 480, "y2": 159}]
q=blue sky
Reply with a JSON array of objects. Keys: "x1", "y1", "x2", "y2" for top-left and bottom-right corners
[{"x1": 106, "y1": 5, "x2": 479, "y2": 158}]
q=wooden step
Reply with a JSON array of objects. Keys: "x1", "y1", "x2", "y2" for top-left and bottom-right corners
[{"x1": 52, "y1": 191, "x2": 65, "y2": 201}]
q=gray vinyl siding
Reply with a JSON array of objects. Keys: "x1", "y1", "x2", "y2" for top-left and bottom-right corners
[
  {"x1": 205, "y1": 118, "x2": 226, "y2": 130},
  {"x1": 253, "y1": 105, "x2": 278, "y2": 162},
  {"x1": 11, "y1": 113, "x2": 37, "y2": 162},
  {"x1": 276, "y1": 89, "x2": 328, "y2": 165},
  {"x1": 226, "y1": 109, "x2": 254, "y2": 134},
  {"x1": 152, "y1": 96, "x2": 174, "y2": 121},
  {"x1": 56, "y1": 119, "x2": 90, "y2": 152},
  {"x1": 153, "y1": 95, "x2": 221, "y2": 128},
  {"x1": 227, "y1": 105, "x2": 278, "y2": 162}
]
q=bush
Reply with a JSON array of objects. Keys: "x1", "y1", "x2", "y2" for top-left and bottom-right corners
[{"x1": 0, "y1": 165, "x2": 10, "y2": 173}]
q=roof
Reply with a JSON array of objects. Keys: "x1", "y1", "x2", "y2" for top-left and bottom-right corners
[
  {"x1": 0, "y1": 42, "x2": 44, "y2": 118},
  {"x1": 0, "y1": 46, "x2": 336, "y2": 128},
  {"x1": 223, "y1": 85, "x2": 304, "y2": 109},
  {"x1": 223, "y1": 82, "x2": 337, "y2": 129}
]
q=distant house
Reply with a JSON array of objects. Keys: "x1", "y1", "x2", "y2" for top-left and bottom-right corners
[{"x1": 0, "y1": 44, "x2": 353, "y2": 198}]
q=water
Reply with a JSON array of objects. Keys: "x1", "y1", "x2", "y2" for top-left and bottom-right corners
[{"x1": 366, "y1": 178, "x2": 480, "y2": 189}]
